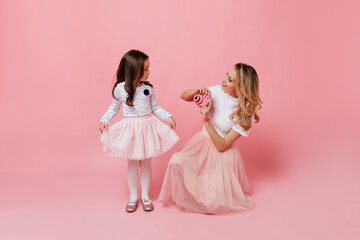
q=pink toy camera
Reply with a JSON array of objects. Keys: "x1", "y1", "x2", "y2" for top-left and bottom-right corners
[{"x1": 193, "y1": 94, "x2": 211, "y2": 107}]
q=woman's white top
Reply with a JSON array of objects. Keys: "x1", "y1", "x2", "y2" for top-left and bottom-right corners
[
  {"x1": 207, "y1": 85, "x2": 253, "y2": 138},
  {"x1": 100, "y1": 82, "x2": 171, "y2": 124}
]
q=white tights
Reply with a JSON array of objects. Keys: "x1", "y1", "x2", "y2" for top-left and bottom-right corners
[{"x1": 127, "y1": 158, "x2": 152, "y2": 202}]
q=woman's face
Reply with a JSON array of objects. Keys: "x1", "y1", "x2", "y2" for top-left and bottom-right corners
[
  {"x1": 139, "y1": 58, "x2": 150, "y2": 82},
  {"x1": 221, "y1": 66, "x2": 238, "y2": 95}
]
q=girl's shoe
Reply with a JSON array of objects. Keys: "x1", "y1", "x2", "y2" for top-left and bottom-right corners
[
  {"x1": 141, "y1": 199, "x2": 154, "y2": 212},
  {"x1": 125, "y1": 200, "x2": 138, "y2": 213}
]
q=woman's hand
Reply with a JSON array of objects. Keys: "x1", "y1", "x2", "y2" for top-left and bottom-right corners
[
  {"x1": 199, "y1": 99, "x2": 212, "y2": 120},
  {"x1": 197, "y1": 87, "x2": 211, "y2": 96},
  {"x1": 167, "y1": 116, "x2": 176, "y2": 130},
  {"x1": 99, "y1": 122, "x2": 108, "y2": 133},
  {"x1": 181, "y1": 87, "x2": 211, "y2": 101}
]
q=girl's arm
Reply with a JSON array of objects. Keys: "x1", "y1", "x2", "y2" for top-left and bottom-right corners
[
  {"x1": 100, "y1": 98, "x2": 121, "y2": 124},
  {"x1": 99, "y1": 87, "x2": 122, "y2": 132},
  {"x1": 200, "y1": 101, "x2": 241, "y2": 152},
  {"x1": 181, "y1": 87, "x2": 211, "y2": 101},
  {"x1": 149, "y1": 88, "x2": 176, "y2": 129}
]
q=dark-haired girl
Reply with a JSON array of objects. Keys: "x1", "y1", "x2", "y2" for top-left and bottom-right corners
[{"x1": 99, "y1": 50, "x2": 179, "y2": 213}]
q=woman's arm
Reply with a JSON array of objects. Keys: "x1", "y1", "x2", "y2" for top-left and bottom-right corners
[
  {"x1": 181, "y1": 88, "x2": 211, "y2": 101},
  {"x1": 203, "y1": 122, "x2": 241, "y2": 152},
  {"x1": 200, "y1": 101, "x2": 241, "y2": 152}
]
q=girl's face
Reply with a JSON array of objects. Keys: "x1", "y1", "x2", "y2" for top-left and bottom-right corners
[
  {"x1": 139, "y1": 58, "x2": 150, "y2": 82},
  {"x1": 221, "y1": 66, "x2": 238, "y2": 95}
]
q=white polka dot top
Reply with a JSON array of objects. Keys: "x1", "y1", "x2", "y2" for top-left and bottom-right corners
[{"x1": 100, "y1": 82, "x2": 172, "y2": 124}]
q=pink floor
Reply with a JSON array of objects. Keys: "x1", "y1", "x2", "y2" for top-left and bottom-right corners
[{"x1": 1, "y1": 136, "x2": 359, "y2": 239}]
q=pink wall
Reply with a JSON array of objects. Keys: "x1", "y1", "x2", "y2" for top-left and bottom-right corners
[{"x1": 1, "y1": 0, "x2": 359, "y2": 239}]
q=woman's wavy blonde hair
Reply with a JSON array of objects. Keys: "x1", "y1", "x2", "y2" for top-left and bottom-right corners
[{"x1": 229, "y1": 63, "x2": 262, "y2": 131}]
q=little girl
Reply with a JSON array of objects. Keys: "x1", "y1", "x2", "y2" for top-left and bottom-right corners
[
  {"x1": 159, "y1": 63, "x2": 262, "y2": 214},
  {"x1": 99, "y1": 49, "x2": 179, "y2": 213}
]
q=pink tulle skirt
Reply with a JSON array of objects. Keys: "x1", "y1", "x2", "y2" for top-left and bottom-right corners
[
  {"x1": 159, "y1": 128, "x2": 254, "y2": 214},
  {"x1": 100, "y1": 114, "x2": 179, "y2": 160}
]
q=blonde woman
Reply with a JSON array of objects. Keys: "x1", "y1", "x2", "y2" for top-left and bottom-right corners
[{"x1": 159, "y1": 63, "x2": 262, "y2": 214}]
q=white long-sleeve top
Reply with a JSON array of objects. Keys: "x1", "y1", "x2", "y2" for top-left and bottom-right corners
[{"x1": 100, "y1": 82, "x2": 172, "y2": 124}]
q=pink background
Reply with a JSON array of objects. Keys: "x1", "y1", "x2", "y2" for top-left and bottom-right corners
[{"x1": 1, "y1": 0, "x2": 360, "y2": 239}]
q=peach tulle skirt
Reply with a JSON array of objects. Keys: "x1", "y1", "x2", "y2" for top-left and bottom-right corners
[
  {"x1": 100, "y1": 114, "x2": 179, "y2": 160},
  {"x1": 159, "y1": 128, "x2": 254, "y2": 214}
]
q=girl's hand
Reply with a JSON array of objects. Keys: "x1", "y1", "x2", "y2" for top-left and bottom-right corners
[
  {"x1": 197, "y1": 87, "x2": 211, "y2": 96},
  {"x1": 167, "y1": 116, "x2": 176, "y2": 130},
  {"x1": 199, "y1": 99, "x2": 212, "y2": 121},
  {"x1": 99, "y1": 122, "x2": 108, "y2": 133}
]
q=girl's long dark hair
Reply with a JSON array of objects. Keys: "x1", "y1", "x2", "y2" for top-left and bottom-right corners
[{"x1": 112, "y1": 49, "x2": 153, "y2": 106}]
